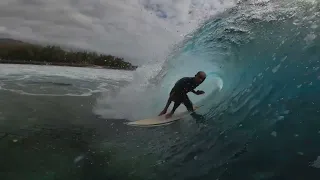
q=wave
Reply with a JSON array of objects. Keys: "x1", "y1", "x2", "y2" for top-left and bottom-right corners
[
  {"x1": 94, "y1": 0, "x2": 320, "y2": 178},
  {"x1": 96, "y1": 0, "x2": 319, "y2": 119},
  {"x1": 154, "y1": 1, "x2": 320, "y2": 179}
]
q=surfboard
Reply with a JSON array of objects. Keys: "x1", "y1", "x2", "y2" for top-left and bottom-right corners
[{"x1": 126, "y1": 105, "x2": 202, "y2": 127}]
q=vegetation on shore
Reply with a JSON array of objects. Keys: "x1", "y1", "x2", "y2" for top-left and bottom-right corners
[{"x1": 0, "y1": 39, "x2": 138, "y2": 70}]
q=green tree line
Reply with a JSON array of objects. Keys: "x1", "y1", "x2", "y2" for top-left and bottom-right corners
[{"x1": 0, "y1": 41, "x2": 137, "y2": 70}]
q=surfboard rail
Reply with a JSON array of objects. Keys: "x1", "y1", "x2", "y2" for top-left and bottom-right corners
[{"x1": 125, "y1": 105, "x2": 203, "y2": 127}]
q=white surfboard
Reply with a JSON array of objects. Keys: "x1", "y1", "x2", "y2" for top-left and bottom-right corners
[{"x1": 126, "y1": 105, "x2": 202, "y2": 127}]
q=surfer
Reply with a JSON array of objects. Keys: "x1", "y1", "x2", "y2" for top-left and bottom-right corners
[{"x1": 158, "y1": 71, "x2": 207, "y2": 119}]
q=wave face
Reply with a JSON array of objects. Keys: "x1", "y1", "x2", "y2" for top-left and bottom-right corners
[
  {"x1": 142, "y1": 0, "x2": 320, "y2": 179},
  {"x1": 94, "y1": 1, "x2": 320, "y2": 178},
  {"x1": 147, "y1": 0, "x2": 319, "y2": 114}
]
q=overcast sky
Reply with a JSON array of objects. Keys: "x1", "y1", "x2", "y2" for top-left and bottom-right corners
[{"x1": 0, "y1": 0, "x2": 235, "y2": 65}]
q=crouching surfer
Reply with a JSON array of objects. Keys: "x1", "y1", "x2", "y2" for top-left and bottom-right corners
[{"x1": 158, "y1": 71, "x2": 206, "y2": 119}]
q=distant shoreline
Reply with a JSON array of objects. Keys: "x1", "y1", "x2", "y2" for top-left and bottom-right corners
[
  {"x1": 0, "y1": 59, "x2": 137, "y2": 71},
  {"x1": 0, "y1": 38, "x2": 138, "y2": 71}
]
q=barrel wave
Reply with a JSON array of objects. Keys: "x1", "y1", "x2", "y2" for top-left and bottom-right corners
[
  {"x1": 94, "y1": 1, "x2": 320, "y2": 179},
  {"x1": 152, "y1": 0, "x2": 320, "y2": 115}
]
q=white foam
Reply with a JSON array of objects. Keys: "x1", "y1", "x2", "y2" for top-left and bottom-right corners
[
  {"x1": 0, "y1": 64, "x2": 133, "y2": 81},
  {"x1": 283, "y1": 110, "x2": 290, "y2": 114},
  {"x1": 74, "y1": 155, "x2": 85, "y2": 163},
  {"x1": 0, "y1": 64, "x2": 132, "y2": 97},
  {"x1": 0, "y1": 87, "x2": 94, "y2": 97},
  {"x1": 310, "y1": 156, "x2": 320, "y2": 168},
  {"x1": 304, "y1": 33, "x2": 316, "y2": 44},
  {"x1": 297, "y1": 152, "x2": 304, "y2": 155},
  {"x1": 93, "y1": 64, "x2": 163, "y2": 120},
  {"x1": 272, "y1": 64, "x2": 281, "y2": 73}
]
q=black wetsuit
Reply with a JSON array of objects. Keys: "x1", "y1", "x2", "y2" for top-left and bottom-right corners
[{"x1": 169, "y1": 77, "x2": 200, "y2": 112}]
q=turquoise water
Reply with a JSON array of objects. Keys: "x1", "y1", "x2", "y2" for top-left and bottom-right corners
[
  {"x1": 147, "y1": 0, "x2": 320, "y2": 179},
  {"x1": 1, "y1": 0, "x2": 320, "y2": 179}
]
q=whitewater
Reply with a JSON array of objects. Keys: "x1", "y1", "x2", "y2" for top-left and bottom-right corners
[{"x1": 1, "y1": 0, "x2": 320, "y2": 179}]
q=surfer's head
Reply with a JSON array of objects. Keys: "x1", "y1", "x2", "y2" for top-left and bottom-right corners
[{"x1": 195, "y1": 71, "x2": 206, "y2": 84}]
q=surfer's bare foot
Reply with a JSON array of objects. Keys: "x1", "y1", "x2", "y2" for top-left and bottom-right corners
[
  {"x1": 159, "y1": 110, "x2": 167, "y2": 116},
  {"x1": 165, "y1": 112, "x2": 173, "y2": 119}
]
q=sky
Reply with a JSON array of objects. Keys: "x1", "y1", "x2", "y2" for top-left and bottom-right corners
[{"x1": 0, "y1": 0, "x2": 236, "y2": 65}]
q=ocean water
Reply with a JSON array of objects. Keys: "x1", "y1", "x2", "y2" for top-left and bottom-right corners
[
  {"x1": 0, "y1": 64, "x2": 136, "y2": 180},
  {"x1": 2, "y1": 0, "x2": 320, "y2": 180}
]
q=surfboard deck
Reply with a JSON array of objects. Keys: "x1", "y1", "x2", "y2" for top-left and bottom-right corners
[{"x1": 126, "y1": 105, "x2": 202, "y2": 127}]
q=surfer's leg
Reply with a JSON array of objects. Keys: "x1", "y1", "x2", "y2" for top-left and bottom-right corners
[
  {"x1": 171, "y1": 101, "x2": 181, "y2": 114},
  {"x1": 183, "y1": 95, "x2": 194, "y2": 112},
  {"x1": 159, "y1": 95, "x2": 174, "y2": 116},
  {"x1": 183, "y1": 96, "x2": 204, "y2": 120},
  {"x1": 165, "y1": 100, "x2": 181, "y2": 119}
]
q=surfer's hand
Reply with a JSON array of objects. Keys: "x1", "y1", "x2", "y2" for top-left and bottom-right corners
[{"x1": 196, "y1": 90, "x2": 205, "y2": 95}]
